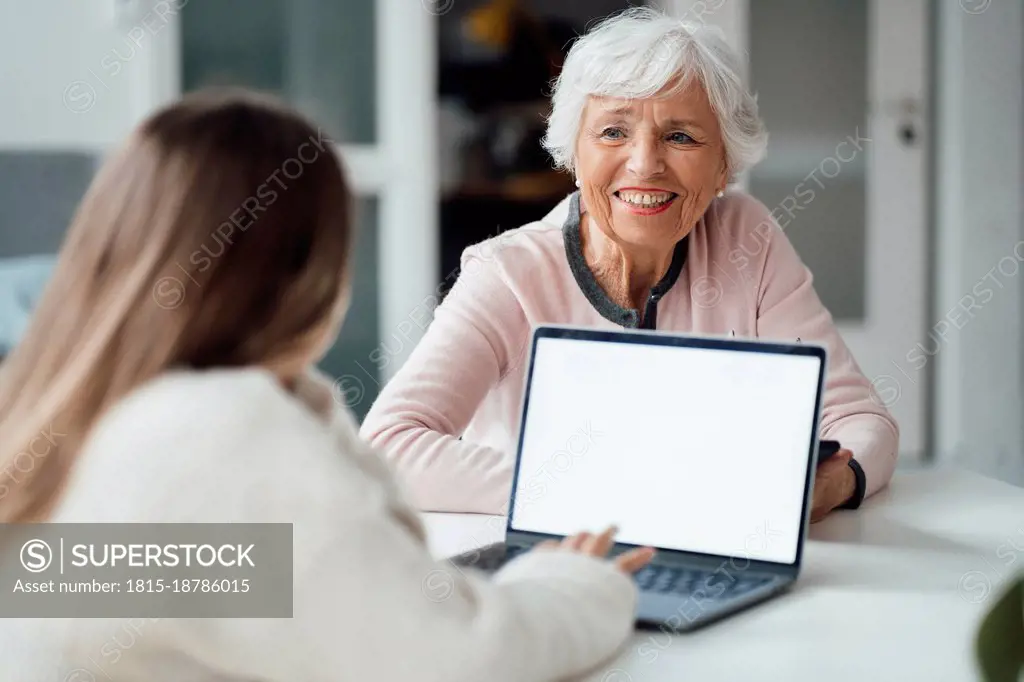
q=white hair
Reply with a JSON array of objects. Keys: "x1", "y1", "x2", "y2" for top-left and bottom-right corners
[{"x1": 541, "y1": 6, "x2": 768, "y2": 184}]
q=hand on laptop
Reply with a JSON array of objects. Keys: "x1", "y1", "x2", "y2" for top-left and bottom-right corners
[
  {"x1": 535, "y1": 525, "x2": 657, "y2": 573},
  {"x1": 811, "y1": 449, "x2": 856, "y2": 523}
]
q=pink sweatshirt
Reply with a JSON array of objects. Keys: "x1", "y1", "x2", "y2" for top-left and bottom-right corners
[{"x1": 361, "y1": 191, "x2": 899, "y2": 514}]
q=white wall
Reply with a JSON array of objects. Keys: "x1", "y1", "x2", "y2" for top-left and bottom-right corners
[
  {"x1": 658, "y1": 0, "x2": 747, "y2": 55},
  {"x1": 935, "y1": 0, "x2": 1024, "y2": 485},
  {"x1": 0, "y1": 0, "x2": 178, "y2": 150}
]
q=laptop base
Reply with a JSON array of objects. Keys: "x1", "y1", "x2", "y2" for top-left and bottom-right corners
[{"x1": 447, "y1": 541, "x2": 795, "y2": 633}]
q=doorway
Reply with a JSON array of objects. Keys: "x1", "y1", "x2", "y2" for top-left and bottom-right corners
[{"x1": 663, "y1": 0, "x2": 931, "y2": 461}]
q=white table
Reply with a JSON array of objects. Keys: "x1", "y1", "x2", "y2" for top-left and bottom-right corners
[{"x1": 424, "y1": 467, "x2": 1024, "y2": 682}]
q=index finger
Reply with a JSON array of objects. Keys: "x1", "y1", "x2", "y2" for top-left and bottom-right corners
[
  {"x1": 584, "y1": 524, "x2": 619, "y2": 557},
  {"x1": 616, "y1": 546, "x2": 656, "y2": 573}
]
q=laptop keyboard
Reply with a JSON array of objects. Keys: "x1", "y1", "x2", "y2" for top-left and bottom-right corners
[
  {"x1": 451, "y1": 543, "x2": 528, "y2": 571},
  {"x1": 455, "y1": 545, "x2": 772, "y2": 600},
  {"x1": 632, "y1": 564, "x2": 772, "y2": 598},
  {"x1": 504, "y1": 544, "x2": 528, "y2": 561}
]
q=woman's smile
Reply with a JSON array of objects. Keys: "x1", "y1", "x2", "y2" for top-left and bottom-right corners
[{"x1": 613, "y1": 187, "x2": 678, "y2": 216}]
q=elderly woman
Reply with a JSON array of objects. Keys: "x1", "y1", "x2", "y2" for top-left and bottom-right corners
[{"x1": 361, "y1": 7, "x2": 898, "y2": 522}]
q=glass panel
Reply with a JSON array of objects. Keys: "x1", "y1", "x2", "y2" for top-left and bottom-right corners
[
  {"x1": 181, "y1": 0, "x2": 375, "y2": 143},
  {"x1": 0, "y1": 152, "x2": 82, "y2": 356},
  {"x1": 317, "y1": 197, "x2": 380, "y2": 422},
  {"x1": 748, "y1": 0, "x2": 867, "y2": 321},
  {"x1": 0, "y1": 155, "x2": 380, "y2": 410},
  {"x1": 0, "y1": 152, "x2": 97, "y2": 257}
]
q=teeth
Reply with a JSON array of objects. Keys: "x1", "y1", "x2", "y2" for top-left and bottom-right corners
[{"x1": 618, "y1": 191, "x2": 673, "y2": 207}]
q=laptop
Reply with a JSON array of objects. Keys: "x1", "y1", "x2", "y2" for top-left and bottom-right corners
[{"x1": 449, "y1": 324, "x2": 829, "y2": 633}]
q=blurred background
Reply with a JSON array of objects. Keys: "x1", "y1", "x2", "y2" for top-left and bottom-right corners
[{"x1": 0, "y1": 0, "x2": 1020, "y2": 487}]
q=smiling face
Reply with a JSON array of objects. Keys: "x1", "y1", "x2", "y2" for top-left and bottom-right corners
[{"x1": 575, "y1": 78, "x2": 729, "y2": 252}]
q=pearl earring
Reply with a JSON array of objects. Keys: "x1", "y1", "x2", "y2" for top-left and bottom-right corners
[
  {"x1": 575, "y1": 178, "x2": 581, "y2": 188},
  {"x1": 716, "y1": 190, "x2": 724, "y2": 198}
]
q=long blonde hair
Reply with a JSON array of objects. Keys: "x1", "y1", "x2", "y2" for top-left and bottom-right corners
[{"x1": 0, "y1": 89, "x2": 353, "y2": 522}]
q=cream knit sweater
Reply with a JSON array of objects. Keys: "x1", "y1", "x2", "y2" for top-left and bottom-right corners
[{"x1": 0, "y1": 367, "x2": 636, "y2": 681}]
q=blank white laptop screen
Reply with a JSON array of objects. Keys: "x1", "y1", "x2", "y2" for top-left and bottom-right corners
[{"x1": 509, "y1": 335, "x2": 823, "y2": 565}]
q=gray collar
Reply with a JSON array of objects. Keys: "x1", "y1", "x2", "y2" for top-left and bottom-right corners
[{"x1": 561, "y1": 191, "x2": 688, "y2": 329}]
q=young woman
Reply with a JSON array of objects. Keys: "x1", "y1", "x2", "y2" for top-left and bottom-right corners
[{"x1": 0, "y1": 89, "x2": 653, "y2": 681}]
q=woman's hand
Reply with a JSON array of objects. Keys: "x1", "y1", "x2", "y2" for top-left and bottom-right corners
[
  {"x1": 810, "y1": 449, "x2": 857, "y2": 523},
  {"x1": 536, "y1": 525, "x2": 656, "y2": 573}
]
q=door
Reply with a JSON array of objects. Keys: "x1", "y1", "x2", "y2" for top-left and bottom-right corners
[
  {"x1": 130, "y1": 0, "x2": 439, "y2": 420},
  {"x1": 661, "y1": 0, "x2": 930, "y2": 461}
]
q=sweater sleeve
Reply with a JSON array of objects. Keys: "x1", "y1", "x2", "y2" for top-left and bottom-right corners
[
  {"x1": 195, "y1": 414, "x2": 638, "y2": 682},
  {"x1": 360, "y1": 245, "x2": 530, "y2": 514},
  {"x1": 754, "y1": 219, "x2": 900, "y2": 502}
]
